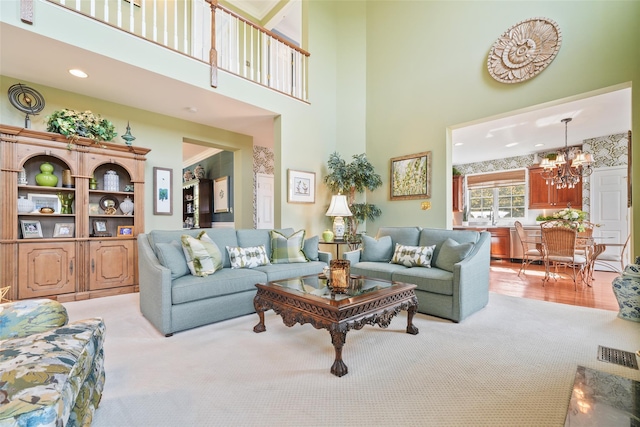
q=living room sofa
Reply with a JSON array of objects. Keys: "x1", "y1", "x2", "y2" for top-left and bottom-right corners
[
  {"x1": 343, "y1": 227, "x2": 491, "y2": 322},
  {"x1": 138, "y1": 227, "x2": 330, "y2": 336},
  {"x1": 0, "y1": 299, "x2": 105, "y2": 427}
]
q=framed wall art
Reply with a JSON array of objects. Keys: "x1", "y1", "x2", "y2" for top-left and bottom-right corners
[
  {"x1": 390, "y1": 151, "x2": 432, "y2": 200},
  {"x1": 53, "y1": 223, "x2": 74, "y2": 238},
  {"x1": 153, "y1": 167, "x2": 173, "y2": 215},
  {"x1": 214, "y1": 176, "x2": 230, "y2": 213},
  {"x1": 20, "y1": 220, "x2": 43, "y2": 239},
  {"x1": 287, "y1": 169, "x2": 315, "y2": 204}
]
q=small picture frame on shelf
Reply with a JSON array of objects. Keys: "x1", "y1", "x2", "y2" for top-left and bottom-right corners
[
  {"x1": 53, "y1": 223, "x2": 75, "y2": 238},
  {"x1": 92, "y1": 220, "x2": 111, "y2": 237},
  {"x1": 20, "y1": 220, "x2": 43, "y2": 239},
  {"x1": 117, "y1": 225, "x2": 134, "y2": 237},
  {"x1": 89, "y1": 203, "x2": 100, "y2": 215},
  {"x1": 28, "y1": 193, "x2": 61, "y2": 213}
]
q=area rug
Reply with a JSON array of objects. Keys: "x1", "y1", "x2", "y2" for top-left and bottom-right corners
[{"x1": 63, "y1": 292, "x2": 640, "y2": 426}]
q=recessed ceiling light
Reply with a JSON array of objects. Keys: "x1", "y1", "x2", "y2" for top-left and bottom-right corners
[
  {"x1": 454, "y1": 142, "x2": 464, "y2": 146},
  {"x1": 534, "y1": 143, "x2": 544, "y2": 147},
  {"x1": 187, "y1": 107, "x2": 198, "y2": 113},
  {"x1": 69, "y1": 69, "x2": 88, "y2": 78},
  {"x1": 505, "y1": 142, "x2": 519, "y2": 147}
]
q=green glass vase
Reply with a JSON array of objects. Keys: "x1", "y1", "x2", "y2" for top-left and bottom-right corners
[{"x1": 35, "y1": 162, "x2": 58, "y2": 187}]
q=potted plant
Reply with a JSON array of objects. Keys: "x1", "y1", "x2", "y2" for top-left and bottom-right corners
[
  {"x1": 46, "y1": 109, "x2": 117, "y2": 148},
  {"x1": 462, "y1": 205, "x2": 470, "y2": 226},
  {"x1": 324, "y1": 152, "x2": 383, "y2": 237}
]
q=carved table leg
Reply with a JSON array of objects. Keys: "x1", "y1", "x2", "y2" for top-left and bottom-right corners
[
  {"x1": 253, "y1": 295, "x2": 266, "y2": 333},
  {"x1": 406, "y1": 300, "x2": 419, "y2": 335},
  {"x1": 329, "y1": 325, "x2": 348, "y2": 377}
]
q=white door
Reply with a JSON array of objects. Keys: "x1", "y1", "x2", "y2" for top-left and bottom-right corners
[
  {"x1": 590, "y1": 166, "x2": 629, "y2": 271},
  {"x1": 256, "y1": 173, "x2": 274, "y2": 229}
]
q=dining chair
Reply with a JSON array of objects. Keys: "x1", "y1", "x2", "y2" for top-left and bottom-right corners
[
  {"x1": 595, "y1": 234, "x2": 630, "y2": 274},
  {"x1": 540, "y1": 221, "x2": 588, "y2": 290},
  {"x1": 514, "y1": 221, "x2": 542, "y2": 276}
]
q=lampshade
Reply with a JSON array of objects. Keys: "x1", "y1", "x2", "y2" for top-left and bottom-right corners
[{"x1": 325, "y1": 195, "x2": 352, "y2": 217}]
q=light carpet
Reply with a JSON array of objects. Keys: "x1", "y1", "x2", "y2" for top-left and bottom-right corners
[{"x1": 63, "y1": 293, "x2": 640, "y2": 427}]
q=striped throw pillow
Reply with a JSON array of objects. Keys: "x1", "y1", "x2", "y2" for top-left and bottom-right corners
[{"x1": 270, "y1": 229, "x2": 309, "y2": 264}]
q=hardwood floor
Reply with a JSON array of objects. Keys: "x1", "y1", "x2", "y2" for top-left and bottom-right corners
[{"x1": 489, "y1": 259, "x2": 620, "y2": 311}]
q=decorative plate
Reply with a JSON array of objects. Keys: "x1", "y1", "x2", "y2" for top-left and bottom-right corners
[
  {"x1": 99, "y1": 195, "x2": 120, "y2": 212},
  {"x1": 487, "y1": 17, "x2": 562, "y2": 84}
]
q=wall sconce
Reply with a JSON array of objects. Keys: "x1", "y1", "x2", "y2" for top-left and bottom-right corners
[{"x1": 421, "y1": 201, "x2": 431, "y2": 210}]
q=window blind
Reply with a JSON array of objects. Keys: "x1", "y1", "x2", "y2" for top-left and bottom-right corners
[{"x1": 466, "y1": 170, "x2": 526, "y2": 189}]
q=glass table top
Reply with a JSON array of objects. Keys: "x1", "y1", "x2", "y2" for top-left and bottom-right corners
[{"x1": 270, "y1": 275, "x2": 396, "y2": 301}]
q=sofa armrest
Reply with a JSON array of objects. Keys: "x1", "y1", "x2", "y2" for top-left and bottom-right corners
[
  {"x1": 0, "y1": 299, "x2": 68, "y2": 340},
  {"x1": 342, "y1": 249, "x2": 362, "y2": 264},
  {"x1": 318, "y1": 250, "x2": 331, "y2": 264},
  {"x1": 452, "y1": 231, "x2": 491, "y2": 322},
  {"x1": 137, "y1": 234, "x2": 174, "y2": 336}
]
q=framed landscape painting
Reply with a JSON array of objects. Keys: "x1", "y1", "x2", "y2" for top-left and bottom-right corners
[{"x1": 390, "y1": 151, "x2": 432, "y2": 200}]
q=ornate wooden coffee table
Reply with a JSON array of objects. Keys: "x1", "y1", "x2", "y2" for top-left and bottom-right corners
[{"x1": 253, "y1": 274, "x2": 419, "y2": 377}]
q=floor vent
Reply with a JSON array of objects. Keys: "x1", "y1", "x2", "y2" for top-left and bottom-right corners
[{"x1": 597, "y1": 345, "x2": 639, "y2": 370}]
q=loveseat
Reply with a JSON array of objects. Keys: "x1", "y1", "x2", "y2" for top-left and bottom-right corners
[
  {"x1": 0, "y1": 299, "x2": 105, "y2": 427},
  {"x1": 343, "y1": 227, "x2": 491, "y2": 322},
  {"x1": 138, "y1": 227, "x2": 330, "y2": 336}
]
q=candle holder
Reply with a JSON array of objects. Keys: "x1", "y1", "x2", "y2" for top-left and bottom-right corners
[{"x1": 329, "y1": 260, "x2": 350, "y2": 294}]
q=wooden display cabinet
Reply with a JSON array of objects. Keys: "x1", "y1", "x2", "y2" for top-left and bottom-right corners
[
  {"x1": 183, "y1": 178, "x2": 212, "y2": 228},
  {"x1": 0, "y1": 124, "x2": 150, "y2": 301},
  {"x1": 528, "y1": 167, "x2": 582, "y2": 209}
]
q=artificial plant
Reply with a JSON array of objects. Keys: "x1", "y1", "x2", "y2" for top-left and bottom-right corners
[
  {"x1": 46, "y1": 109, "x2": 117, "y2": 148},
  {"x1": 323, "y1": 152, "x2": 383, "y2": 237}
]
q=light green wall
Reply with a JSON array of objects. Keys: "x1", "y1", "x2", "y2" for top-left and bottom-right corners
[{"x1": 364, "y1": 1, "x2": 639, "y2": 251}]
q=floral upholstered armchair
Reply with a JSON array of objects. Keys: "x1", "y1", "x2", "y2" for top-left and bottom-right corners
[{"x1": 0, "y1": 299, "x2": 106, "y2": 426}]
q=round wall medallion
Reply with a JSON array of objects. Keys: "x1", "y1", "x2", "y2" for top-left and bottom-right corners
[{"x1": 487, "y1": 17, "x2": 562, "y2": 84}]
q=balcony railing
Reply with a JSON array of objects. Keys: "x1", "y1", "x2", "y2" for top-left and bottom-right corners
[{"x1": 40, "y1": 0, "x2": 309, "y2": 102}]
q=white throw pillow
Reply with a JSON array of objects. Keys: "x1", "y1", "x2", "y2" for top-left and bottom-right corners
[{"x1": 390, "y1": 243, "x2": 436, "y2": 267}]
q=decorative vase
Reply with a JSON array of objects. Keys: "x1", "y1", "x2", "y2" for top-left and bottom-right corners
[
  {"x1": 120, "y1": 196, "x2": 134, "y2": 215},
  {"x1": 17, "y1": 167, "x2": 27, "y2": 185},
  {"x1": 611, "y1": 256, "x2": 640, "y2": 322},
  {"x1": 104, "y1": 170, "x2": 119, "y2": 191},
  {"x1": 62, "y1": 169, "x2": 74, "y2": 188},
  {"x1": 194, "y1": 164, "x2": 205, "y2": 179},
  {"x1": 35, "y1": 162, "x2": 58, "y2": 187},
  {"x1": 57, "y1": 192, "x2": 74, "y2": 215},
  {"x1": 322, "y1": 229, "x2": 334, "y2": 242},
  {"x1": 89, "y1": 177, "x2": 98, "y2": 190},
  {"x1": 17, "y1": 196, "x2": 34, "y2": 213}
]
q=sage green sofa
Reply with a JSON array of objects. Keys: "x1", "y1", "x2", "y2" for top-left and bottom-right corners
[
  {"x1": 0, "y1": 299, "x2": 105, "y2": 427},
  {"x1": 343, "y1": 227, "x2": 491, "y2": 322},
  {"x1": 138, "y1": 227, "x2": 330, "y2": 336}
]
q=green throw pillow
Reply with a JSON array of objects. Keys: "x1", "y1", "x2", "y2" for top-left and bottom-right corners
[
  {"x1": 181, "y1": 231, "x2": 223, "y2": 277},
  {"x1": 156, "y1": 240, "x2": 189, "y2": 279},
  {"x1": 361, "y1": 235, "x2": 393, "y2": 262},
  {"x1": 226, "y1": 245, "x2": 271, "y2": 269},
  {"x1": 270, "y1": 229, "x2": 309, "y2": 264},
  {"x1": 434, "y1": 238, "x2": 474, "y2": 272},
  {"x1": 390, "y1": 243, "x2": 436, "y2": 267}
]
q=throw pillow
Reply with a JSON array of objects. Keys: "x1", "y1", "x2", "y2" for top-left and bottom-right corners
[
  {"x1": 303, "y1": 235, "x2": 319, "y2": 261},
  {"x1": 361, "y1": 235, "x2": 393, "y2": 262},
  {"x1": 226, "y1": 245, "x2": 271, "y2": 269},
  {"x1": 270, "y1": 229, "x2": 308, "y2": 264},
  {"x1": 390, "y1": 243, "x2": 436, "y2": 267},
  {"x1": 156, "y1": 240, "x2": 189, "y2": 279},
  {"x1": 181, "y1": 231, "x2": 224, "y2": 277},
  {"x1": 435, "y1": 238, "x2": 475, "y2": 272}
]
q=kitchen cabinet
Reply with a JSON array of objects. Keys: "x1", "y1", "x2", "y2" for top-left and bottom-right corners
[
  {"x1": 528, "y1": 167, "x2": 582, "y2": 209},
  {"x1": 452, "y1": 175, "x2": 464, "y2": 212},
  {"x1": 1, "y1": 124, "x2": 150, "y2": 302},
  {"x1": 489, "y1": 227, "x2": 511, "y2": 259}
]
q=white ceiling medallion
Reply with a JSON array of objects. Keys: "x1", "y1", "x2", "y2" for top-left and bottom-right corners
[{"x1": 487, "y1": 17, "x2": 562, "y2": 84}]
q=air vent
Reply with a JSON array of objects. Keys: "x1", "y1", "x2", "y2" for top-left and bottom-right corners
[{"x1": 597, "y1": 345, "x2": 639, "y2": 370}]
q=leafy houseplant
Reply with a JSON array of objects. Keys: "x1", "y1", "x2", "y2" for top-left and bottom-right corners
[
  {"x1": 462, "y1": 205, "x2": 469, "y2": 223},
  {"x1": 324, "y1": 152, "x2": 383, "y2": 237},
  {"x1": 46, "y1": 109, "x2": 117, "y2": 148}
]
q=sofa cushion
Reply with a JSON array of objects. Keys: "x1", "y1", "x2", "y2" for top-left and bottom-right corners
[
  {"x1": 392, "y1": 267, "x2": 454, "y2": 296},
  {"x1": 237, "y1": 228, "x2": 295, "y2": 258},
  {"x1": 419, "y1": 228, "x2": 479, "y2": 263},
  {"x1": 270, "y1": 229, "x2": 308, "y2": 264},
  {"x1": 171, "y1": 268, "x2": 267, "y2": 304},
  {"x1": 303, "y1": 236, "x2": 320, "y2": 261},
  {"x1": 255, "y1": 260, "x2": 326, "y2": 282},
  {"x1": 376, "y1": 226, "x2": 421, "y2": 247},
  {"x1": 435, "y1": 238, "x2": 475, "y2": 272},
  {"x1": 390, "y1": 243, "x2": 436, "y2": 267},
  {"x1": 156, "y1": 240, "x2": 189, "y2": 279},
  {"x1": 150, "y1": 228, "x2": 238, "y2": 268},
  {"x1": 181, "y1": 232, "x2": 223, "y2": 277},
  {"x1": 350, "y1": 261, "x2": 407, "y2": 282},
  {"x1": 226, "y1": 245, "x2": 271, "y2": 269},
  {"x1": 361, "y1": 235, "x2": 393, "y2": 262}
]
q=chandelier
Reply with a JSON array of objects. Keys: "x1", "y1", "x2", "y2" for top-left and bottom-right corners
[{"x1": 539, "y1": 118, "x2": 594, "y2": 189}]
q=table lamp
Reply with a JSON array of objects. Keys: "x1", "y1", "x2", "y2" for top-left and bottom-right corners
[{"x1": 325, "y1": 194, "x2": 352, "y2": 240}]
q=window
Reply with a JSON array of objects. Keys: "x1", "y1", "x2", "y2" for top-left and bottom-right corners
[{"x1": 467, "y1": 170, "x2": 526, "y2": 222}]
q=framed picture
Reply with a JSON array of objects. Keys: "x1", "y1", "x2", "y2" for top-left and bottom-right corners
[
  {"x1": 89, "y1": 203, "x2": 100, "y2": 215},
  {"x1": 214, "y1": 176, "x2": 230, "y2": 213},
  {"x1": 390, "y1": 151, "x2": 432, "y2": 200},
  {"x1": 287, "y1": 169, "x2": 315, "y2": 203},
  {"x1": 92, "y1": 220, "x2": 111, "y2": 237},
  {"x1": 20, "y1": 220, "x2": 43, "y2": 239},
  {"x1": 117, "y1": 225, "x2": 134, "y2": 237},
  {"x1": 28, "y1": 193, "x2": 61, "y2": 213},
  {"x1": 53, "y1": 223, "x2": 74, "y2": 238},
  {"x1": 153, "y1": 167, "x2": 173, "y2": 215}
]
